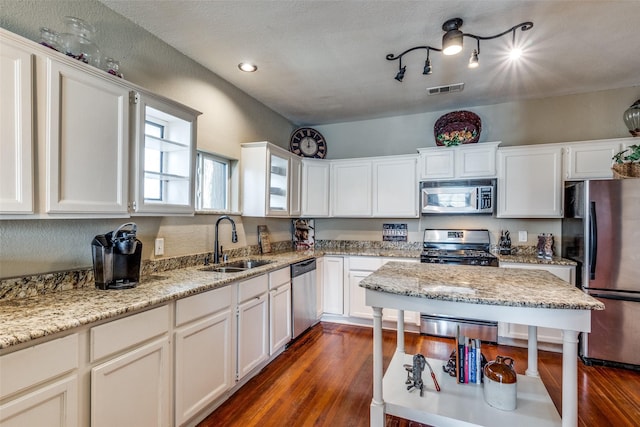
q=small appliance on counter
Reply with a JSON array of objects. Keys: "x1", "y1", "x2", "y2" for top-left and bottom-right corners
[{"x1": 92, "y1": 222, "x2": 142, "y2": 290}]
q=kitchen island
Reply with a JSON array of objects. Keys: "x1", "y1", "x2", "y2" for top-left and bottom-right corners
[{"x1": 360, "y1": 262, "x2": 604, "y2": 427}]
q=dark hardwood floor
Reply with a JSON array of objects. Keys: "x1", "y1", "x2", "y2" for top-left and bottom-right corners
[{"x1": 198, "y1": 322, "x2": 640, "y2": 427}]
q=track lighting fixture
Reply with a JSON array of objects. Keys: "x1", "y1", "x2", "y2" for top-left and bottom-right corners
[{"x1": 386, "y1": 18, "x2": 533, "y2": 81}]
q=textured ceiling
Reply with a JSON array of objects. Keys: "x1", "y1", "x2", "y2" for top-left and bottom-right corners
[{"x1": 100, "y1": 0, "x2": 640, "y2": 125}]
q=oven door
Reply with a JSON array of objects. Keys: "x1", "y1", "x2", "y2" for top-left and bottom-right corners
[{"x1": 421, "y1": 185, "x2": 493, "y2": 214}]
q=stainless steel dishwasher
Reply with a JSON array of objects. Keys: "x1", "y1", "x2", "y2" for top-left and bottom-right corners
[{"x1": 290, "y1": 258, "x2": 317, "y2": 339}]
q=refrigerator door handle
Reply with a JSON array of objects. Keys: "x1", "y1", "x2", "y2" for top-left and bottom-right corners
[{"x1": 589, "y1": 201, "x2": 598, "y2": 280}]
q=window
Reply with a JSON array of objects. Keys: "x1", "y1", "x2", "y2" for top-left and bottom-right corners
[{"x1": 196, "y1": 151, "x2": 231, "y2": 211}]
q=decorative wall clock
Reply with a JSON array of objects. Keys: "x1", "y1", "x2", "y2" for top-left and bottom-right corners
[{"x1": 289, "y1": 127, "x2": 327, "y2": 159}]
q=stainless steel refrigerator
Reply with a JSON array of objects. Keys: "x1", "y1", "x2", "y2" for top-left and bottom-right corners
[{"x1": 562, "y1": 179, "x2": 640, "y2": 369}]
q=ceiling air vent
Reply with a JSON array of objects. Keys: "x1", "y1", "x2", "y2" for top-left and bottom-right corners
[{"x1": 427, "y1": 83, "x2": 464, "y2": 95}]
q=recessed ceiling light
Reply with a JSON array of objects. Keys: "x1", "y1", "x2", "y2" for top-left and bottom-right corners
[{"x1": 238, "y1": 62, "x2": 258, "y2": 72}]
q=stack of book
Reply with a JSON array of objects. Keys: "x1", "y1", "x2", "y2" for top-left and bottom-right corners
[{"x1": 456, "y1": 326, "x2": 483, "y2": 384}]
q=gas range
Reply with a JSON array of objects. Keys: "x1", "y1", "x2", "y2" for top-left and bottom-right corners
[{"x1": 420, "y1": 229, "x2": 498, "y2": 267}]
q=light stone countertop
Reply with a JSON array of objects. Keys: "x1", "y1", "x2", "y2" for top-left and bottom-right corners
[
  {"x1": 359, "y1": 262, "x2": 603, "y2": 310},
  {"x1": 0, "y1": 248, "x2": 580, "y2": 352},
  {"x1": 0, "y1": 252, "x2": 314, "y2": 351}
]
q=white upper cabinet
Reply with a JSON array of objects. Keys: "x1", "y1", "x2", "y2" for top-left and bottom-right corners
[
  {"x1": 331, "y1": 159, "x2": 372, "y2": 217},
  {"x1": 0, "y1": 34, "x2": 34, "y2": 214},
  {"x1": 301, "y1": 159, "x2": 330, "y2": 217},
  {"x1": 418, "y1": 142, "x2": 500, "y2": 180},
  {"x1": 564, "y1": 137, "x2": 634, "y2": 180},
  {"x1": 289, "y1": 154, "x2": 302, "y2": 217},
  {"x1": 130, "y1": 92, "x2": 199, "y2": 215},
  {"x1": 241, "y1": 142, "x2": 301, "y2": 217},
  {"x1": 372, "y1": 155, "x2": 418, "y2": 218},
  {"x1": 497, "y1": 144, "x2": 564, "y2": 218},
  {"x1": 45, "y1": 58, "x2": 130, "y2": 215}
]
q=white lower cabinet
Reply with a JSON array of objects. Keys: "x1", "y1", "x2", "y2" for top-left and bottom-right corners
[
  {"x1": 269, "y1": 268, "x2": 292, "y2": 355},
  {"x1": 236, "y1": 275, "x2": 269, "y2": 381},
  {"x1": 0, "y1": 334, "x2": 79, "y2": 427},
  {"x1": 0, "y1": 375, "x2": 78, "y2": 427},
  {"x1": 89, "y1": 306, "x2": 170, "y2": 427},
  {"x1": 322, "y1": 256, "x2": 345, "y2": 315},
  {"x1": 347, "y1": 257, "x2": 420, "y2": 325},
  {"x1": 174, "y1": 286, "x2": 234, "y2": 426},
  {"x1": 91, "y1": 338, "x2": 170, "y2": 427},
  {"x1": 499, "y1": 262, "x2": 576, "y2": 345}
]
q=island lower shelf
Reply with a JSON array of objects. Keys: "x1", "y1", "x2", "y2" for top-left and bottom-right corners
[{"x1": 383, "y1": 352, "x2": 561, "y2": 427}]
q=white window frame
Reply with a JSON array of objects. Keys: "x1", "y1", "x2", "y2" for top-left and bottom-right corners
[{"x1": 196, "y1": 150, "x2": 233, "y2": 212}]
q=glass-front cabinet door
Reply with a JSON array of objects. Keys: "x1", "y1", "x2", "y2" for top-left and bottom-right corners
[
  {"x1": 267, "y1": 152, "x2": 289, "y2": 215},
  {"x1": 130, "y1": 92, "x2": 200, "y2": 215}
]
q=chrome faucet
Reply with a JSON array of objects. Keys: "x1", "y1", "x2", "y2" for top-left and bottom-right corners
[{"x1": 214, "y1": 215, "x2": 238, "y2": 264}]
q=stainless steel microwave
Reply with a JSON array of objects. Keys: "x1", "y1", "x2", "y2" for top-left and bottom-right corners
[{"x1": 420, "y1": 179, "x2": 495, "y2": 214}]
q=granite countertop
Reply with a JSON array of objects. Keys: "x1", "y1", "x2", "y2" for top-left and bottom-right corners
[
  {"x1": 0, "y1": 247, "x2": 578, "y2": 351},
  {"x1": 0, "y1": 251, "x2": 314, "y2": 350},
  {"x1": 497, "y1": 253, "x2": 577, "y2": 266},
  {"x1": 359, "y1": 262, "x2": 603, "y2": 310}
]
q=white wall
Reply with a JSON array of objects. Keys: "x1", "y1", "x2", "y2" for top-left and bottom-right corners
[{"x1": 315, "y1": 87, "x2": 639, "y2": 159}]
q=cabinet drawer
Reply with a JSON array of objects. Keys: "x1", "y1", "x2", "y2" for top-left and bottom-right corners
[
  {"x1": 349, "y1": 256, "x2": 384, "y2": 271},
  {"x1": 269, "y1": 267, "x2": 290, "y2": 290},
  {"x1": 90, "y1": 305, "x2": 169, "y2": 362},
  {"x1": 0, "y1": 334, "x2": 78, "y2": 399},
  {"x1": 238, "y1": 275, "x2": 268, "y2": 302},
  {"x1": 175, "y1": 286, "x2": 232, "y2": 327}
]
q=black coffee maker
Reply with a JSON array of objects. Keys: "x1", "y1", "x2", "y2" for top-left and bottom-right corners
[{"x1": 92, "y1": 222, "x2": 142, "y2": 290}]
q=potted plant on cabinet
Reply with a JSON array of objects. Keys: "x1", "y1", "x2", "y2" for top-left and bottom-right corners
[{"x1": 612, "y1": 144, "x2": 640, "y2": 179}]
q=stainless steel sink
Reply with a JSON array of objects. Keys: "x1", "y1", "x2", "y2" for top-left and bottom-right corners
[
  {"x1": 200, "y1": 259, "x2": 273, "y2": 273},
  {"x1": 225, "y1": 259, "x2": 272, "y2": 269},
  {"x1": 201, "y1": 266, "x2": 247, "y2": 273}
]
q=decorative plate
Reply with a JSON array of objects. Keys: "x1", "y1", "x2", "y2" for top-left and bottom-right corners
[{"x1": 434, "y1": 111, "x2": 482, "y2": 146}]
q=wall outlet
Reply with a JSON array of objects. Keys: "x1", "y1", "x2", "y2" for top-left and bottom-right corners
[
  {"x1": 154, "y1": 238, "x2": 165, "y2": 256},
  {"x1": 518, "y1": 231, "x2": 528, "y2": 243}
]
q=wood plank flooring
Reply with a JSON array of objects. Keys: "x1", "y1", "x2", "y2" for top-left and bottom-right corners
[{"x1": 198, "y1": 322, "x2": 640, "y2": 427}]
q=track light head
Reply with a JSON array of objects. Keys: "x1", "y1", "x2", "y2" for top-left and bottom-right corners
[
  {"x1": 395, "y1": 65, "x2": 406, "y2": 82},
  {"x1": 468, "y1": 49, "x2": 479, "y2": 68},
  {"x1": 442, "y1": 18, "x2": 464, "y2": 55},
  {"x1": 423, "y1": 58, "x2": 432, "y2": 75}
]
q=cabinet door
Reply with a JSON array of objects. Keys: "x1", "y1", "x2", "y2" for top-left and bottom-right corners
[
  {"x1": 91, "y1": 338, "x2": 170, "y2": 427},
  {"x1": 456, "y1": 144, "x2": 498, "y2": 178},
  {"x1": 131, "y1": 93, "x2": 198, "y2": 215},
  {"x1": 267, "y1": 151, "x2": 290, "y2": 216},
  {"x1": 237, "y1": 293, "x2": 269, "y2": 380},
  {"x1": 372, "y1": 156, "x2": 418, "y2": 218},
  {"x1": 349, "y1": 270, "x2": 375, "y2": 319},
  {"x1": 331, "y1": 160, "x2": 372, "y2": 217},
  {"x1": 497, "y1": 145, "x2": 563, "y2": 218},
  {"x1": 174, "y1": 309, "x2": 233, "y2": 426},
  {"x1": 301, "y1": 159, "x2": 330, "y2": 217},
  {"x1": 289, "y1": 155, "x2": 302, "y2": 217},
  {"x1": 0, "y1": 375, "x2": 78, "y2": 427},
  {"x1": 322, "y1": 256, "x2": 344, "y2": 315},
  {"x1": 45, "y1": 59, "x2": 129, "y2": 214},
  {"x1": 418, "y1": 149, "x2": 455, "y2": 180},
  {"x1": 0, "y1": 38, "x2": 34, "y2": 214},
  {"x1": 269, "y1": 283, "x2": 292, "y2": 354},
  {"x1": 315, "y1": 257, "x2": 325, "y2": 318},
  {"x1": 564, "y1": 139, "x2": 625, "y2": 180}
]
